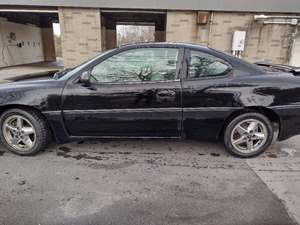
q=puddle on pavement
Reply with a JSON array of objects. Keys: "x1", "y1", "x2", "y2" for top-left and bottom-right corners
[
  {"x1": 55, "y1": 142, "x2": 228, "y2": 161},
  {"x1": 56, "y1": 145, "x2": 133, "y2": 161},
  {"x1": 280, "y1": 148, "x2": 299, "y2": 157},
  {"x1": 57, "y1": 151, "x2": 109, "y2": 161},
  {"x1": 264, "y1": 147, "x2": 300, "y2": 158},
  {"x1": 58, "y1": 146, "x2": 71, "y2": 153},
  {"x1": 141, "y1": 152, "x2": 164, "y2": 155},
  {"x1": 267, "y1": 153, "x2": 278, "y2": 158},
  {"x1": 87, "y1": 161, "x2": 136, "y2": 170}
]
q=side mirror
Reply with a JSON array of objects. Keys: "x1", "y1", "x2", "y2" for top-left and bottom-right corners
[{"x1": 80, "y1": 71, "x2": 91, "y2": 86}]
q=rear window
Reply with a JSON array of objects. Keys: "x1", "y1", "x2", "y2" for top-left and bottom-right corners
[{"x1": 188, "y1": 50, "x2": 231, "y2": 79}]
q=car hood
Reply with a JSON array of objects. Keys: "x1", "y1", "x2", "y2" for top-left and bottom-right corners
[{"x1": 0, "y1": 76, "x2": 61, "y2": 90}]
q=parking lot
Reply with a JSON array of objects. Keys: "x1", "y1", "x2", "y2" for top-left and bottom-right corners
[{"x1": 0, "y1": 137, "x2": 300, "y2": 225}]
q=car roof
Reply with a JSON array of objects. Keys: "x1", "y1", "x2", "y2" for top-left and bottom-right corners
[{"x1": 118, "y1": 42, "x2": 209, "y2": 51}]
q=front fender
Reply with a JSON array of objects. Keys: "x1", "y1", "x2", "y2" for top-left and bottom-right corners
[{"x1": 0, "y1": 80, "x2": 69, "y2": 143}]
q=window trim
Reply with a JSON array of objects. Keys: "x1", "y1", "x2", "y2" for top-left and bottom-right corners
[
  {"x1": 185, "y1": 48, "x2": 233, "y2": 80},
  {"x1": 90, "y1": 79, "x2": 181, "y2": 86},
  {"x1": 88, "y1": 47, "x2": 183, "y2": 85}
]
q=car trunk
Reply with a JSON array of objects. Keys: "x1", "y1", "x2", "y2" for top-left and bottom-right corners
[{"x1": 255, "y1": 62, "x2": 300, "y2": 75}]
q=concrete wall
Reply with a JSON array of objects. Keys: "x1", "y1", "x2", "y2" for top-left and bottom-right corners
[
  {"x1": 209, "y1": 12, "x2": 296, "y2": 63},
  {"x1": 166, "y1": 11, "x2": 300, "y2": 64},
  {"x1": 0, "y1": 18, "x2": 44, "y2": 67},
  {"x1": 57, "y1": 8, "x2": 300, "y2": 67},
  {"x1": 59, "y1": 7, "x2": 102, "y2": 68},
  {"x1": 166, "y1": 11, "x2": 198, "y2": 43}
]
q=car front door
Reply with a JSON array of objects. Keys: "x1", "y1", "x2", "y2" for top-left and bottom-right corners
[{"x1": 62, "y1": 47, "x2": 183, "y2": 137}]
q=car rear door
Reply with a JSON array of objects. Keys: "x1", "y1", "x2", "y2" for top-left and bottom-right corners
[
  {"x1": 62, "y1": 47, "x2": 184, "y2": 138},
  {"x1": 181, "y1": 48, "x2": 236, "y2": 140}
]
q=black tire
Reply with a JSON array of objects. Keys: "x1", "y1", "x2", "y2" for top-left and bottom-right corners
[
  {"x1": 223, "y1": 112, "x2": 274, "y2": 158},
  {"x1": 0, "y1": 108, "x2": 49, "y2": 156}
]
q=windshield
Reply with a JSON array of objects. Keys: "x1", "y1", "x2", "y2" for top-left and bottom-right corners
[{"x1": 55, "y1": 49, "x2": 115, "y2": 80}]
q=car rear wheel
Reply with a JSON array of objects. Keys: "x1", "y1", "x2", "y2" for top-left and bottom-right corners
[
  {"x1": 0, "y1": 108, "x2": 49, "y2": 156},
  {"x1": 224, "y1": 112, "x2": 273, "y2": 158}
]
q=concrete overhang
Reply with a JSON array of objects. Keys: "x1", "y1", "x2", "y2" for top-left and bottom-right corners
[{"x1": 0, "y1": 0, "x2": 300, "y2": 13}]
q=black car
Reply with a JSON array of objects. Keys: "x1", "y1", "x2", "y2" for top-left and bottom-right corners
[{"x1": 1, "y1": 42, "x2": 300, "y2": 157}]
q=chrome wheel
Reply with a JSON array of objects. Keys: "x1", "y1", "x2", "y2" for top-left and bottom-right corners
[
  {"x1": 230, "y1": 119, "x2": 268, "y2": 153},
  {"x1": 2, "y1": 115, "x2": 36, "y2": 152}
]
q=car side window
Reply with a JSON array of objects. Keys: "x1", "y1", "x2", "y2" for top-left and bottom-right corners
[
  {"x1": 90, "y1": 48, "x2": 179, "y2": 83},
  {"x1": 188, "y1": 50, "x2": 231, "y2": 79}
]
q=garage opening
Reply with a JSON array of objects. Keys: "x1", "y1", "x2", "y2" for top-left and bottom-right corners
[
  {"x1": 0, "y1": 8, "x2": 62, "y2": 69},
  {"x1": 117, "y1": 24, "x2": 155, "y2": 46},
  {"x1": 101, "y1": 10, "x2": 166, "y2": 50}
]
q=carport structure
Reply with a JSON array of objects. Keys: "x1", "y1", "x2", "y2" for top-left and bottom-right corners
[
  {"x1": 101, "y1": 10, "x2": 166, "y2": 50},
  {"x1": 0, "y1": 7, "x2": 58, "y2": 68},
  {"x1": 1, "y1": 0, "x2": 300, "y2": 69}
]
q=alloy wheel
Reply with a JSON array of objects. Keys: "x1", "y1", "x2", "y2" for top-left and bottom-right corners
[
  {"x1": 2, "y1": 115, "x2": 36, "y2": 152},
  {"x1": 230, "y1": 119, "x2": 268, "y2": 153}
]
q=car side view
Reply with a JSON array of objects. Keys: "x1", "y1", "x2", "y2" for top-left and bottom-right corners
[{"x1": 1, "y1": 42, "x2": 300, "y2": 157}]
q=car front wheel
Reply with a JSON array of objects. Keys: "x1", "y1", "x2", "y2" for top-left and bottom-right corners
[
  {"x1": 224, "y1": 112, "x2": 274, "y2": 158},
  {"x1": 0, "y1": 108, "x2": 49, "y2": 156}
]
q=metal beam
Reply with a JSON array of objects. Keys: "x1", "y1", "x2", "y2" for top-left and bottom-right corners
[{"x1": 0, "y1": 8, "x2": 58, "y2": 13}]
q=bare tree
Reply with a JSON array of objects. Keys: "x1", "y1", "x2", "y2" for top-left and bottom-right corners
[{"x1": 117, "y1": 25, "x2": 155, "y2": 46}]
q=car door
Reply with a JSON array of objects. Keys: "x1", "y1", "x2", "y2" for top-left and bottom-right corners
[
  {"x1": 62, "y1": 47, "x2": 183, "y2": 137},
  {"x1": 181, "y1": 48, "x2": 237, "y2": 140}
]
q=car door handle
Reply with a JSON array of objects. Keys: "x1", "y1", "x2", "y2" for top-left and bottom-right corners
[{"x1": 157, "y1": 90, "x2": 176, "y2": 97}]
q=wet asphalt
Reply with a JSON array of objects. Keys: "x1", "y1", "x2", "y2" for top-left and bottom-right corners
[{"x1": 0, "y1": 137, "x2": 299, "y2": 225}]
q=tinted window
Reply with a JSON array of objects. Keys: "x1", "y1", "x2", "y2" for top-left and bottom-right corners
[
  {"x1": 90, "y1": 48, "x2": 179, "y2": 83},
  {"x1": 188, "y1": 50, "x2": 230, "y2": 79}
]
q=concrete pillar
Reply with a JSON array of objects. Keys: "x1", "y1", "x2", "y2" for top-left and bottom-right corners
[
  {"x1": 59, "y1": 7, "x2": 102, "y2": 68},
  {"x1": 290, "y1": 28, "x2": 300, "y2": 66},
  {"x1": 166, "y1": 11, "x2": 198, "y2": 43},
  {"x1": 155, "y1": 30, "x2": 165, "y2": 42},
  {"x1": 41, "y1": 27, "x2": 56, "y2": 62},
  {"x1": 106, "y1": 29, "x2": 117, "y2": 49},
  {"x1": 101, "y1": 25, "x2": 107, "y2": 50}
]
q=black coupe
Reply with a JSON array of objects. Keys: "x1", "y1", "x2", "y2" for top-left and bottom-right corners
[{"x1": 1, "y1": 43, "x2": 300, "y2": 157}]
